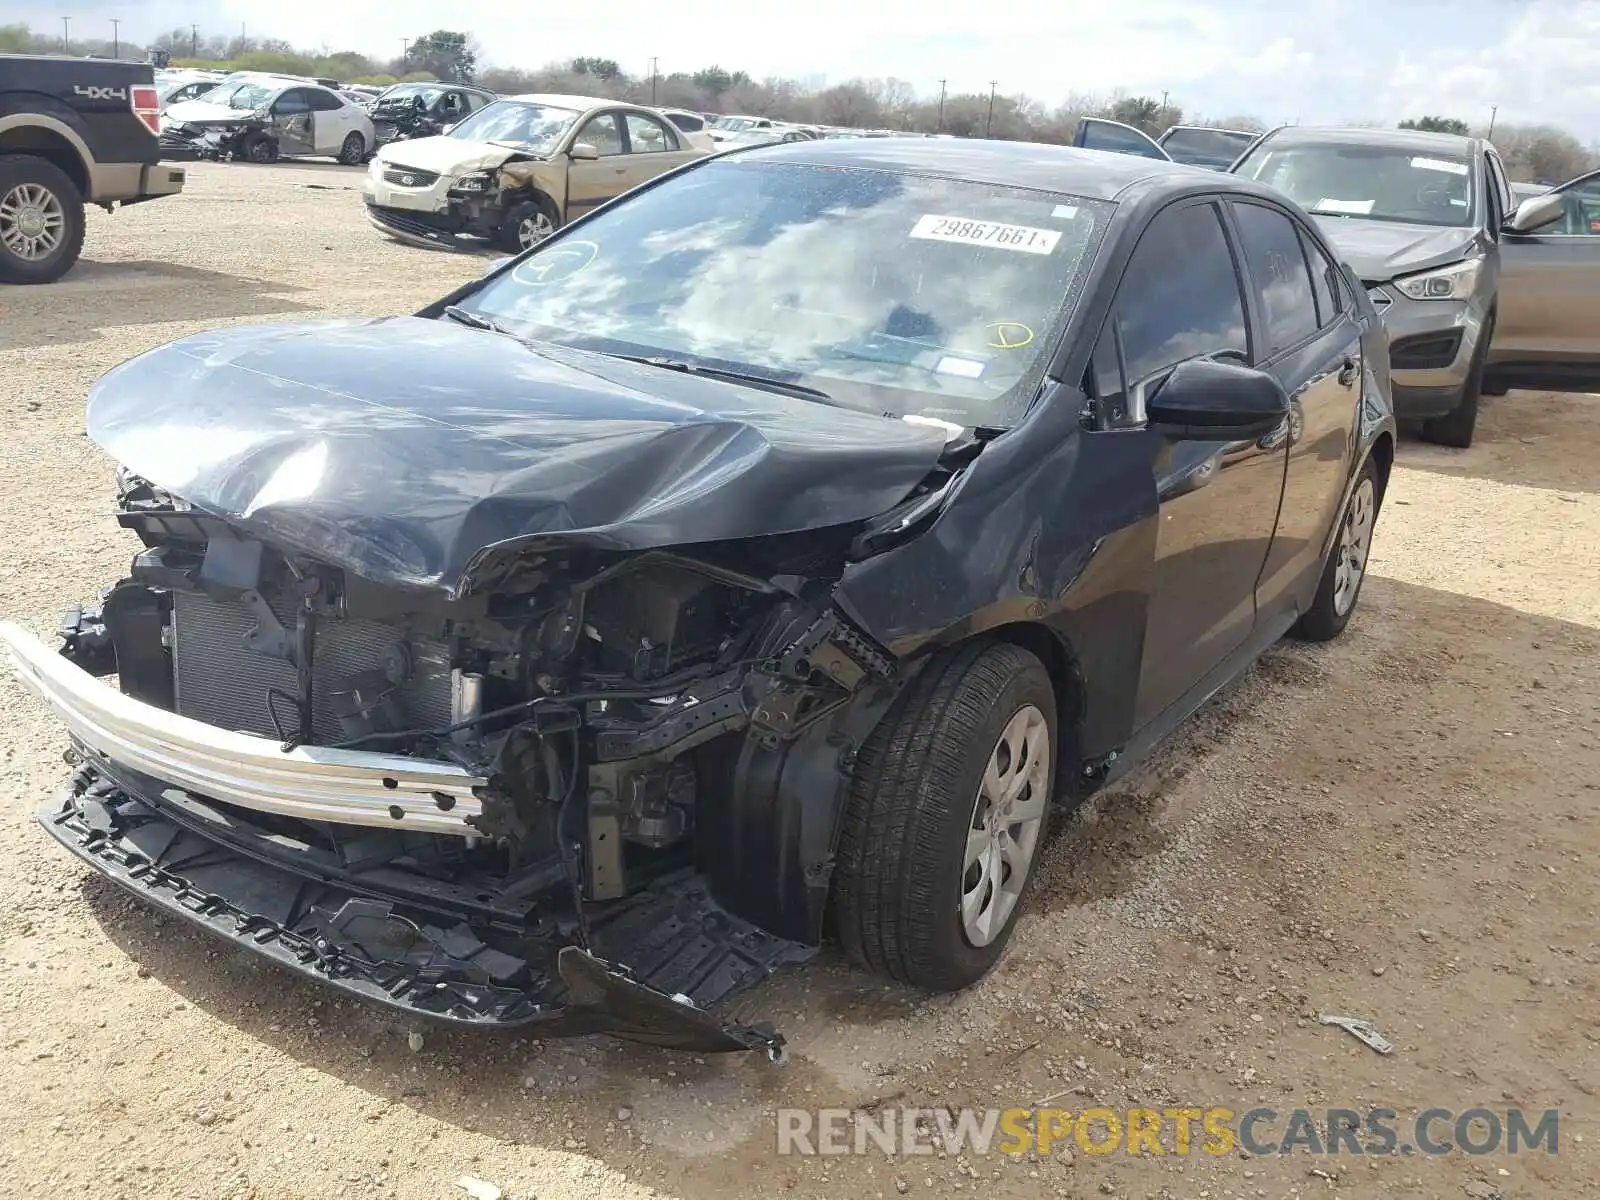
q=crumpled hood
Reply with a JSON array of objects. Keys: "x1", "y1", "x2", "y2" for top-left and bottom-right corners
[
  {"x1": 163, "y1": 100, "x2": 258, "y2": 127},
  {"x1": 86, "y1": 317, "x2": 948, "y2": 595},
  {"x1": 1311, "y1": 216, "x2": 1478, "y2": 284},
  {"x1": 374, "y1": 137, "x2": 519, "y2": 176}
]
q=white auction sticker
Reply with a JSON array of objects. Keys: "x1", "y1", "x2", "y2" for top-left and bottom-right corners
[
  {"x1": 910, "y1": 215, "x2": 1061, "y2": 254},
  {"x1": 1411, "y1": 156, "x2": 1468, "y2": 175},
  {"x1": 1314, "y1": 197, "x2": 1375, "y2": 215},
  {"x1": 934, "y1": 355, "x2": 986, "y2": 378},
  {"x1": 1051, "y1": 204, "x2": 1079, "y2": 219}
]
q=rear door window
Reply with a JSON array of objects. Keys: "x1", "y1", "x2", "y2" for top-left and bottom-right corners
[{"x1": 1230, "y1": 201, "x2": 1320, "y2": 357}]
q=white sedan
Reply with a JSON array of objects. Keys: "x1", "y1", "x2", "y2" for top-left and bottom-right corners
[{"x1": 161, "y1": 76, "x2": 376, "y2": 165}]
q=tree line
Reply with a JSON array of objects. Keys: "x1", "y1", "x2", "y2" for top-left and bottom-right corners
[{"x1": 3, "y1": 22, "x2": 1594, "y2": 182}]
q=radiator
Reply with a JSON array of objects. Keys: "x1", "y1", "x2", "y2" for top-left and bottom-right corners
[{"x1": 171, "y1": 590, "x2": 454, "y2": 744}]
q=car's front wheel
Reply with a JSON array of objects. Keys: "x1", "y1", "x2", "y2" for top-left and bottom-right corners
[
  {"x1": 499, "y1": 196, "x2": 559, "y2": 252},
  {"x1": 337, "y1": 132, "x2": 366, "y2": 166},
  {"x1": 833, "y1": 640, "x2": 1057, "y2": 991},
  {"x1": 1420, "y1": 314, "x2": 1492, "y2": 449}
]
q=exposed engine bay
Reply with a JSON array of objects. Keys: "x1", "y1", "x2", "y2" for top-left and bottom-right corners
[{"x1": 31, "y1": 456, "x2": 967, "y2": 1055}]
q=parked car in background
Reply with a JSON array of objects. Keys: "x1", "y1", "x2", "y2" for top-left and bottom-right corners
[
  {"x1": 160, "y1": 75, "x2": 375, "y2": 165},
  {"x1": 655, "y1": 108, "x2": 717, "y2": 151},
  {"x1": 1078, "y1": 120, "x2": 1600, "y2": 448},
  {"x1": 3, "y1": 138, "x2": 1394, "y2": 1056},
  {"x1": 0, "y1": 53, "x2": 185, "y2": 283},
  {"x1": 708, "y1": 114, "x2": 776, "y2": 142},
  {"x1": 1156, "y1": 125, "x2": 1258, "y2": 169},
  {"x1": 720, "y1": 126, "x2": 813, "y2": 147},
  {"x1": 365, "y1": 93, "x2": 708, "y2": 251},
  {"x1": 369, "y1": 82, "x2": 498, "y2": 152},
  {"x1": 154, "y1": 70, "x2": 226, "y2": 112}
]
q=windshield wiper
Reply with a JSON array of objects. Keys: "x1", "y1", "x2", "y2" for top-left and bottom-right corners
[
  {"x1": 442, "y1": 305, "x2": 511, "y2": 335},
  {"x1": 603, "y1": 354, "x2": 840, "y2": 405}
]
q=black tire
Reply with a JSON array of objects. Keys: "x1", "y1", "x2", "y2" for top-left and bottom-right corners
[
  {"x1": 0, "y1": 155, "x2": 86, "y2": 285},
  {"x1": 237, "y1": 133, "x2": 279, "y2": 164},
  {"x1": 833, "y1": 640, "x2": 1057, "y2": 992},
  {"x1": 1420, "y1": 315, "x2": 1492, "y2": 449},
  {"x1": 337, "y1": 132, "x2": 366, "y2": 166},
  {"x1": 1293, "y1": 456, "x2": 1382, "y2": 642},
  {"x1": 498, "y1": 195, "x2": 559, "y2": 253}
]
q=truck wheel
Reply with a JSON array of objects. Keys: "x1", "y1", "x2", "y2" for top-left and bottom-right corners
[
  {"x1": 0, "y1": 156, "x2": 86, "y2": 285},
  {"x1": 833, "y1": 640, "x2": 1057, "y2": 992},
  {"x1": 337, "y1": 132, "x2": 366, "y2": 165},
  {"x1": 499, "y1": 196, "x2": 559, "y2": 252},
  {"x1": 1420, "y1": 314, "x2": 1492, "y2": 449}
]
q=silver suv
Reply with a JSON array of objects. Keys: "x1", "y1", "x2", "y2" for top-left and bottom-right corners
[{"x1": 1076, "y1": 120, "x2": 1600, "y2": 447}]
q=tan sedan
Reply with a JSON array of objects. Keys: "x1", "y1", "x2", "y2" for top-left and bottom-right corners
[{"x1": 364, "y1": 93, "x2": 708, "y2": 252}]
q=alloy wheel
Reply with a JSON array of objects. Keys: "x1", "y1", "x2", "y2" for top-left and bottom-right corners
[
  {"x1": 961, "y1": 704, "x2": 1050, "y2": 947},
  {"x1": 0, "y1": 183, "x2": 65, "y2": 262},
  {"x1": 518, "y1": 212, "x2": 554, "y2": 248},
  {"x1": 1332, "y1": 477, "x2": 1376, "y2": 616}
]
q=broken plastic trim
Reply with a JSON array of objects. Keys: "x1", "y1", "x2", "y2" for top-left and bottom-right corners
[{"x1": 41, "y1": 761, "x2": 807, "y2": 1056}]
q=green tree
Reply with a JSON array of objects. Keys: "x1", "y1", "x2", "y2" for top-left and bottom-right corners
[
  {"x1": 571, "y1": 57, "x2": 622, "y2": 81},
  {"x1": 1399, "y1": 116, "x2": 1470, "y2": 135},
  {"x1": 1106, "y1": 95, "x2": 1162, "y2": 134},
  {"x1": 404, "y1": 31, "x2": 477, "y2": 84}
]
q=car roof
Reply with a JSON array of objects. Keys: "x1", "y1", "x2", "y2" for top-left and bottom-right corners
[
  {"x1": 1251, "y1": 125, "x2": 1479, "y2": 155},
  {"x1": 731, "y1": 137, "x2": 1225, "y2": 201},
  {"x1": 502, "y1": 92, "x2": 621, "y2": 112}
]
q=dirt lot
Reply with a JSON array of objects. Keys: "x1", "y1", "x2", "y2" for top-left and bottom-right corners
[{"x1": 0, "y1": 162, "x2": 1596, "y2": 1200}]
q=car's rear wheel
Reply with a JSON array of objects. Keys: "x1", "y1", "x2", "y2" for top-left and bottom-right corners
[
  {"x1": 0, "y1": 156, "x2": 85, "y2": 285},
  {"x1": 337, "y1": 132, "x2": 366, "y2": 165},
  {"x1": 833, "y1": 640, "x2": 1056, "y2": 991},
  {"x1": 499, "y1": 195, "x2": 559, "y2": 252},
  {"x1": 1293, "y1": 456, "x2": 1381, "y2": 642},
  {"x1": 1420, "y1": 314, "x2": 1492, "y2": 449}
]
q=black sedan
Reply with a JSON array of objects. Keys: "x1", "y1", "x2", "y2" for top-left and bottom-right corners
[{"x1": 3, "y1": 139, "x2": 1394, "y2": 1058}]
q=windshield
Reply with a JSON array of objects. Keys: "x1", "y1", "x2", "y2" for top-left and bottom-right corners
[
  {"x1": 446, "y1": 100, "x2": 579, "y2": 153},
  {"x1": 713, "y1": 116, "x2": 758, "y2": 131},
  {"x1": 1236, "y1": 141, "x2": 1475, "y2": 227},
  {"x1": 379, "y1": 83, "x2": 445, "y2": 106},
  {"x1": 204, "y1": 81, "x2": 276, "y2": 111},
  {"x1": 456, "y1": 159, "x2": 1111, "y2": 428}
]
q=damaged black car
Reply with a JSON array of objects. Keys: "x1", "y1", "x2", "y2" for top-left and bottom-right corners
[
  {"x1": 3, "y1": 139, "x2": 1395, "y2": 1058},
  {"x1": 369, "y1": 82, "x2": 497, "y2": 151}
]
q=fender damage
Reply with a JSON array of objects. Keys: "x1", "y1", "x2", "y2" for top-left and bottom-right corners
[{"x1": 4, "y1": 317, "x2": 967, "y2": 1056}]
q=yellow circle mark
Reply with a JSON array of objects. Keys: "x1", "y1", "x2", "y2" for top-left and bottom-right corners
[
  {"x1": 514, "y1": 239, "x2": 600, "y2": 285},
  {"x1": 986, "y1": 321, "x2": 1034, "y2": 350}
]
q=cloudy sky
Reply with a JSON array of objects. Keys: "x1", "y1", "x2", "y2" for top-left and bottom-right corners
[{"x1": 22, "y1": 0, "x2": 1600, "y2": 138}]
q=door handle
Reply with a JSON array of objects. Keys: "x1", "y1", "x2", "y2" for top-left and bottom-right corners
[{"x1": 1337, "y1": 356, "x2": 1358, "y2": 386}]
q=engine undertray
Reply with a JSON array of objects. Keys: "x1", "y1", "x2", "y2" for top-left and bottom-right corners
[{"x1": 42, "y1": 757, "x2": 815, "y2": 1056}]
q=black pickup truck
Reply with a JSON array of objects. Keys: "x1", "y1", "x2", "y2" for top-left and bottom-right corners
[{"x1": 0, "y1": 54, "x2": 186, "y2": 283}]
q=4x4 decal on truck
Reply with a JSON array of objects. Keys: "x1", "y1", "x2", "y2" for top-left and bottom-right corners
[{"x1": 73, "y1": 85, "x2": 129, "y2": 101}]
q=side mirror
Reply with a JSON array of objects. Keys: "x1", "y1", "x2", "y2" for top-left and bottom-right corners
[
  {"x1": 1505, "y1": 193, "x2": 1563, "y2": 234},
  {"x1": 570, "y1": 143, "x2": 600, "y2": 161},
  {"x1": 1145, "y1": 357, "x2": 1290, "y2": 441}
]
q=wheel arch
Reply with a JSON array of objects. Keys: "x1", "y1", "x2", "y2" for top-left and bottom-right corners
[
  {"x1": 967, "y1": 621, "x2": 1086, "y2": 795},
  {"x1": 0, "y1": 119, "x2": 90, "y2": 197}
]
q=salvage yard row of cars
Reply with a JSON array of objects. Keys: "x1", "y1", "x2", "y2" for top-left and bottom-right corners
[{"x1": 2, "y1": 53, "x2": 1599, "y2": 1061}]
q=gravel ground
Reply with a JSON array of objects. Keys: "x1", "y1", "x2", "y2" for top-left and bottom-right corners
[{"x1": 0, "y1": 162, "x2": 1596, "y2": 1200}]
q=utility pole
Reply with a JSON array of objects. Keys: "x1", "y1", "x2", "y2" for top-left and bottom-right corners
[
  {"x1": 1487, "y1": 105, "x2": 1499, "y2": 139},
  {"x1": 401, "y1": 37, "x2": 411, "y2": 61},
  {"x1": 936, "y1": 78, "x2": 947, "y2": 133},
  {"x1": 985, "y1": 81, "x2": 998, "y2": 137},
  {"x1": 61, "y1": 16, "x2": 70, "y2": 53},
  {"x1": 649, "y1": 57, "x2": 658, "y2": 105},
  {"x1": 110, "y1": 17, "x2": 119, "y2": 57},
  {"x1": 190, "y1": 24, "x2": 198, "y2": 58},
  {"x1": 1160, "y1": 89, "x2": 1168, "y2": 112}
]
